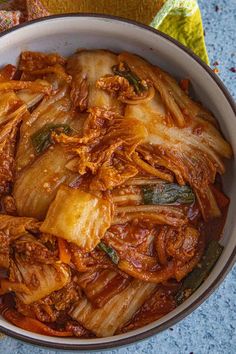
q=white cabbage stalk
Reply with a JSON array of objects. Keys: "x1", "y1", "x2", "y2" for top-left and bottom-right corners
[
  {"x1": 41, "y1": 185, "x2": 113, "y2": 251},
  {"x1": 70, "y1": 279, "x2": 156, "y2": 337},
  {"x1": 67, "y1": 50, "x2": 123, "y2": 112},
  {"x1": 13, "y1": 146, "x2": 77, "y2": 220},
  {"x1": 11, "y1": 255, "x2": 70, "y2": 305},
  {"x1": 15, "y1": 84, "x2": 74, "y2": 171}
]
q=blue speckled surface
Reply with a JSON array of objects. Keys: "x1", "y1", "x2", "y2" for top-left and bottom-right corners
[{"x1": 0, "y1": 1, "x2": 235, "y2": 353}]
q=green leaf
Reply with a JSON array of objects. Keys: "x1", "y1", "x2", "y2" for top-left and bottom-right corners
[
  {"x1": 31, "y1": 123, "x2": 72, "y2": 155},
  {"x1": 98, "y1": 242, "x2": 119, "y2": 265},
  {"x1": 175, "y1": 240, "x2": 223, "y2": 305},
  {"x1": 112, "y1": 63, "x2": 147, "y2": 94},
  {"x1": 142, "y1": 183, "x2": 195, "y2": 205}
]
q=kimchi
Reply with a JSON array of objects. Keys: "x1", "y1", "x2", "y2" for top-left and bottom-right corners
[{"x1": 0, "y1": 49, "x2": 232, "y2": 338}]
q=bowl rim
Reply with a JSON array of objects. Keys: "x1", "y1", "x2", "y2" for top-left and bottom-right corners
[{"x1": 0, "y1": 13, "x2": 235, "y2": 351}]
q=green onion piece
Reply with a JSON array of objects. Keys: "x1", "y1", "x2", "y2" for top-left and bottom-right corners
[
  {"x1": 142, "y1": 183, "x2": 195, "y2": 205},
  {"x1": 175, "y1": 240, "x2": 223, "y2": 305},
  {"x1": 112, "y1": 63, "x2": 146, "y2": 94},
  {"x1": 31, "y1": 123, "x2": 72, "y2": 155},
  {"x1": 98, "y1": 242, "x2": 119, "y2": 265}
]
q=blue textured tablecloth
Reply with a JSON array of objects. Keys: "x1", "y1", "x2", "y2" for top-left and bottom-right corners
[{"x1": 0, "y1": 1, "x2": 235, "y2": 353}]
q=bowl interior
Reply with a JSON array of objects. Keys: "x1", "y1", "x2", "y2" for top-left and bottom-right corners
[{"x1": 0, "y1": 15, "x2": 235, "y2": 350}]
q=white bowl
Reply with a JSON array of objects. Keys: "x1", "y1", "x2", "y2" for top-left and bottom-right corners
[{"x1": 0, "y1": 14, "x2": 235, "y2": 350}]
